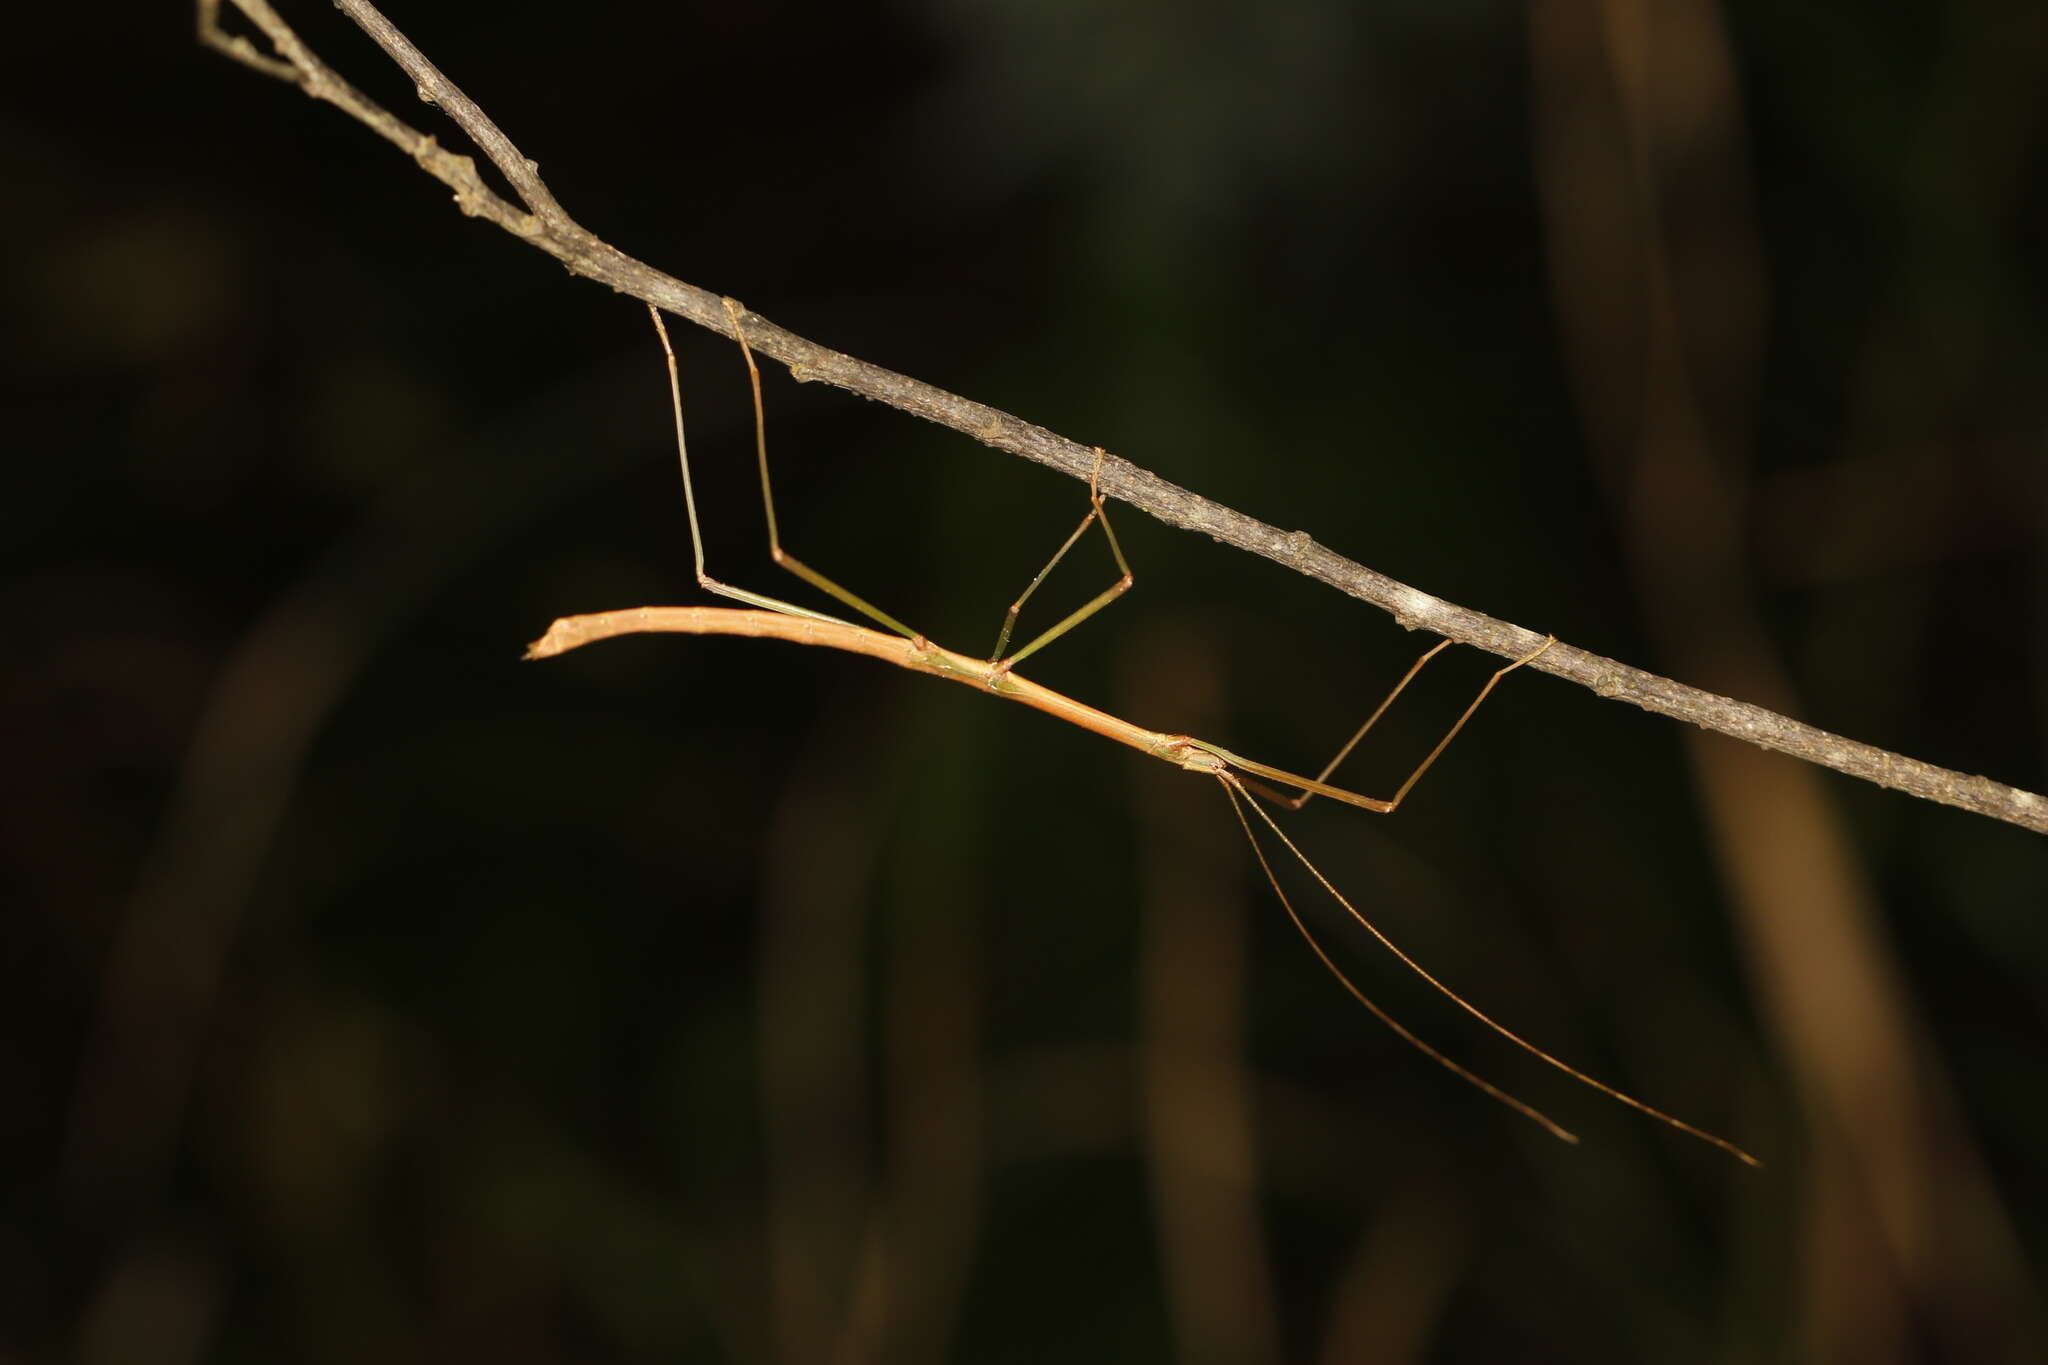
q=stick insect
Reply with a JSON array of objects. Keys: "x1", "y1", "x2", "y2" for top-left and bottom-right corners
[{"x1": 526, "y1": 300, "x2": 1758, "y2": 1167}]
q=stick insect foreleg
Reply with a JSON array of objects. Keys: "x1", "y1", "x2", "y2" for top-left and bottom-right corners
[{"x1": 1239, "y1": 634, "x2": 1557, "y2": 812}]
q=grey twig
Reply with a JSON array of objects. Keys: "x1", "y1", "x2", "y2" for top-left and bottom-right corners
[{"x1": 199, "y1": 0, "x2": 2047, "y2": 837}]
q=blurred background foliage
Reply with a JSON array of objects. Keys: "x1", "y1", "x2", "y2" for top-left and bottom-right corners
[{"x1": 5, "y1": 1, "x2": 2046, "y2": 1360}]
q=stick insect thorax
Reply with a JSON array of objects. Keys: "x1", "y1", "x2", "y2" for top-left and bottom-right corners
[{"x1": 524, "y1": 303, "x2": 1761, "y2": 1169}]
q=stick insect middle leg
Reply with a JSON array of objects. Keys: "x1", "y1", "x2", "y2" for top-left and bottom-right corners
[{"x1": 986, "y1": 446, "x2": 1134, "y2": 672}]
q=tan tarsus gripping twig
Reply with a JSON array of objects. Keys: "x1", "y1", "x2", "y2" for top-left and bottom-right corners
[{"x1": 198, "y1": 0, "x2": 2046, "y2": 838}]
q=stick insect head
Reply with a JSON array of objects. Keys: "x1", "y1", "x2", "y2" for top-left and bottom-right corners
[{"x1": 1148, "y1": 734, "x2": 1231, "y2": 775}]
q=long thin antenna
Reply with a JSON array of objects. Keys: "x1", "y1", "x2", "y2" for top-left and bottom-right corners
[
  {"x1": 1224, "y1": 774, "x2": 1760, "y2": 1166},
  {"x1": 1218, "y1": 778, "x2": 1581, "y2": 1145}
]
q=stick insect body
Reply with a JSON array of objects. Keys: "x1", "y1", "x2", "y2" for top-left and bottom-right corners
[{"x1": 526, "y1": 302, "x2": 1758, "y2": 1168}]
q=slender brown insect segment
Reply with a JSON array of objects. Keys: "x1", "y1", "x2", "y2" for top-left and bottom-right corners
[{"x1": 524, "y1": 303, "x2": 1761, "y2": 1168}]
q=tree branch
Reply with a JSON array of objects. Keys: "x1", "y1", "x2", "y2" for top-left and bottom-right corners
[{"x1": 199, "y1": 0, "x2": 2047, "y2": 837}]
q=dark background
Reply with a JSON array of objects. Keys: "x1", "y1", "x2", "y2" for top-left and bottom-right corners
[{"x1": 6, "y1": 2, "x2": 2046, "y2": 1361}]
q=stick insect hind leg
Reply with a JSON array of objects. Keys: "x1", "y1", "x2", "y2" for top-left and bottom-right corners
[{"x1": 649, "y1": 300, "x2": 924, "y2": 636}]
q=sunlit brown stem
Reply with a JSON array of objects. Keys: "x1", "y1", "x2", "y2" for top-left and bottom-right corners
[{"x1": 1221, "y1": 773, "x2": 1760, "y2": 1166}]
